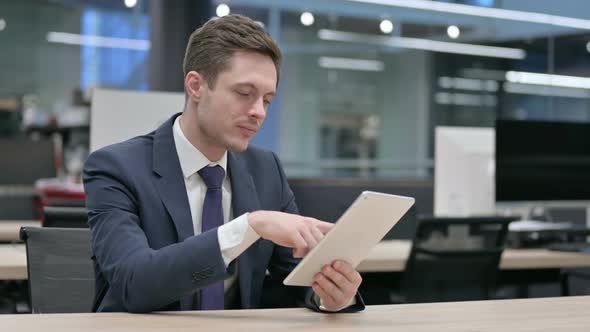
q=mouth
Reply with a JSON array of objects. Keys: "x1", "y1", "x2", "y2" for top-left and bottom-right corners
[{"x1": 237, "y1": 125, "x2": 257, "y2": 136}]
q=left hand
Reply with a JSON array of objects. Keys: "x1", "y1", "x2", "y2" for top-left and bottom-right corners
[{"x1": 312, "y1": 260, "x2": 362, "y2": 311}]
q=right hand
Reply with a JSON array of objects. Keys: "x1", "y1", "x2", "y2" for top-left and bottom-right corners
[{"x1": 248, "y1": 211, "x2": 334, "y2": 258}]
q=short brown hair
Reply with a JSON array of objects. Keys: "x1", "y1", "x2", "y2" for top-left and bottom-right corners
[{"x1": 183, "y1": 14, "x2": 282, "y2": 88}]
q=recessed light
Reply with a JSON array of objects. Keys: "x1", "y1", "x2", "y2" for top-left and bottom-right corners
[
  {"x1": 216, "y1": 4, "x2": 230, "y2": 17},
  {"x1": 379, "y1": 19, "x2": 394, "y2": 34},
  {"x1": 447, "y1": 25, "x2": 460, "y2": 39},
  {"x1": 300, "y1": 12, "x2": 314, "y2": 26}
]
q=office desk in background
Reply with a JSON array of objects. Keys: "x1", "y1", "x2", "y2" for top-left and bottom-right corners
[
  {"x1": 360, "y1": 241, "x2": 590, "y2": 300},
  {"x1": 0, "y1": 220, "x2": 39, "y2": 280},
  {"x1": 2, "y1": 240, "x2": 590, "y2": 281},
  {"x1": 0, "y1": 220, "x2": 40, "y2": 242},
  {"x1": 0, "y1": 244, "x2": 26, "y2": 280},
  {"x1": 358, "y1": 240, "x2": 590, "y2": 272},
  {"x1": 0, "y1": 296, "x2": 588, "y2": 331}
]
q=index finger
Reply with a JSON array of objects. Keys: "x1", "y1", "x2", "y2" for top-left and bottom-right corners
[{"x1": 306, "y1": 218, "x2": 334, "y2": 234}]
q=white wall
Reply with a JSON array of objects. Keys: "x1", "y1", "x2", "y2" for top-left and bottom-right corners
[{"x1": 90, "y1": 89, "x2": 183, "y2": 152}]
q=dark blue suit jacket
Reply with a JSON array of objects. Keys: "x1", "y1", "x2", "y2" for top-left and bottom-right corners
[{"x1": 84, "y1": 113, "x2": 364, "y2": 313}]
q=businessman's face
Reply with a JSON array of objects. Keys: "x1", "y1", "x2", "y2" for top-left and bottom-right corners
[{"x1": 185, "y1": 50, "x2": 276, "y2": 158}]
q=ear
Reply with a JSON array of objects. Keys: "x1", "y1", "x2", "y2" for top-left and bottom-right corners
[{"x1": 184, "y1": 71, "x2": 206, "y2": 102}]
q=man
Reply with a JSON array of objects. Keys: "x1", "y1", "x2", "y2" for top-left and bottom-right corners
[{"x1": 83, "y1": 14, "x2": 364, "y2": 313}]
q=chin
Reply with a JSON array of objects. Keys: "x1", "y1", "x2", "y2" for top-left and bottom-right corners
[{"x1": 227, "y1": 141, "x2": 249, "y2": 152}]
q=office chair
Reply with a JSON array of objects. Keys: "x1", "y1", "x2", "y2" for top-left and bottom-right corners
[
  {"x1": 20, "y1": 227, "x2": 94, "y2": 313},
  {"x1": 561, "y1": 268, "x2": 590, "y2": 296},
  {"x1": 394, "y1": 216, "x2": 514, "y2": 303},
  {"x1": 42, "y1": 206, "x2": 88, "y2": 228}
]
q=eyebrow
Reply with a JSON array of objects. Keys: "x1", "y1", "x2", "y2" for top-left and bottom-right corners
[{"x1": 233, "y1": 82, "x2": 275, "y2": 96}]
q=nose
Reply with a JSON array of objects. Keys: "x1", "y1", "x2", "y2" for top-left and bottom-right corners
[{"x1": 248, "y1": 97, "x2": 267, "y2": 120}]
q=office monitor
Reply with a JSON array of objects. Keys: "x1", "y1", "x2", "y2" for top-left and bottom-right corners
[
  {"x1": 0, "y1": 139, "x2": 56, "y2": 185},
  {"x1": 434, "y1": 126, "x2": 495, "y2": 217},
  {"x1": 495, "y1": 119, "x2": 590, "y2": 206},
  {"x1": 289, "y1": 178, "x2": 431, "y2": 240}
]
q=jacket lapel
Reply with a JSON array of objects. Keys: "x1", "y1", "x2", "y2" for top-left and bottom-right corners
[
  {"x1": 152, "y1": 113, "x2": 194, "y2": 242},
  {"x1": 228, "y1": 152, "x2": 260, "y2": 218},
  {"x1": 228, "y1": 152, "x2": 263, "y2": 309}
]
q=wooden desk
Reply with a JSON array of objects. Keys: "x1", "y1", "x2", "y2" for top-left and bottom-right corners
[
  {"x1": 0, "y1": 244, "x2": 26, "y2": 280},
  {"x1": 0, "y1": 220, "x2": 40, "y2": 242},
  {"x1": 357, "y1": 240, "x2": 590, "y2": 272},
  {"x1": 1, "y1": 296, "x2": 588, "y2": 331}
]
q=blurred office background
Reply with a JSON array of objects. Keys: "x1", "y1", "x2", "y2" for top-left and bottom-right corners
[
  {"x1": 2, "y1": 0, "x2": 590, "y2": 223},
  {"x1": 1, "y1": 0, "x2": 590, "y2": 180},
  {"x1": 1, "y1": 0, "x2": 590, "y2": 312}
]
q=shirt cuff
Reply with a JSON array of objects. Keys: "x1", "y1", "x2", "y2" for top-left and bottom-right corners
[
  {"x1": 314, "y1": 293, "x2": 357, "y2": 312},
  {"x1": 218, "y1": 212, "x2": 261, "y2": 266}
]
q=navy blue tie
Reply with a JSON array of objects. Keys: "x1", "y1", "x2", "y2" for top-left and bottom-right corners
[{"x1": 198, "y1": 165, "x2": 225, "y2": 310}]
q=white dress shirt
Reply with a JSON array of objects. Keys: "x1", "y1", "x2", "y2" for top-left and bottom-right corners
[{"x1": 173, "y1": 116, "x2": 260, "y2": 291}]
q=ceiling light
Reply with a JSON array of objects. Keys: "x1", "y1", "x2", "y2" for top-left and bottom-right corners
[
  {"x1": 124, "y1": 0, "x2": 137, "y2": 8},
  {"x1": 438, "y1": 76, "x2": 498, "y2": 92},
  {"x1": 318, "y1": 56, "x2": 385, "y2": 72},
  {"x1": 300, "y1": 12, "x2": 314, "y2": 26},
  {"x1": 0, "y1": 18, "x2": 5, "y2": 32},
  {"x1": 447, "y1": 25, "x2": 460, "y2": 39},
  {"x1": 216, "y1": 4, "x2": 230, "y2": 17},
  {"x1": 379, "y1": 19, "x2": 394, "y2": 34},
  {"x1": 318, "y1": 29, "x2": 526, "y2": 60},
  {"x1": 506, "y1": 71, "x2": 590, "y2": 90},
  {"x1": 587, "y1": 41, "x2": 590, "y2": 53},
  {"x1": 345, "y1": 0, "x2": 590, "y2": 30},
  {"x1": 47, "y1": 32, "x2": 150, "y2": 51},
  {"x1": 435, "y1": 92, "x2": 496, "y2": 107},
  {"x1": 438, "y1": 77, "x2": 453, "y2": 89},
  {"x1": 504, "y1": 82, "x2": 590, "y2": 99},
  {"x1": 460, "y1": 68, "x2": 509, "y2": 81}
]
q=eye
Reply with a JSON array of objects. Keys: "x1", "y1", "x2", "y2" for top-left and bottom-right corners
[
  {"x1": 236, "y1": 90, "x2": 251, "y2": 97},
  {"x1": 263, "y1": 99, "x2": 271, "y2": 107}
]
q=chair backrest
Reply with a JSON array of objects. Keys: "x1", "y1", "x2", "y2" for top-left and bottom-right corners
[
  {"x1": 42, "y1": 206, "x2": 88, "y2": 228},
  {"x1": 401, "y1": 216, "x2": 514, "y2": 303},
  {"x1": 20, "y1": 227, "x2": 94, "y2": 313}
]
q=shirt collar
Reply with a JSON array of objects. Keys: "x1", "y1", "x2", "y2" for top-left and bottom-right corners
[{"x1": 173, "y1": 115, "x2": 228, "y2": 179}]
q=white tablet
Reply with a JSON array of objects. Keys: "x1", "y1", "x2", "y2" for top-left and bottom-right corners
[{"x1": 283, "y1": 191, "x2": 415, "y2": 286}]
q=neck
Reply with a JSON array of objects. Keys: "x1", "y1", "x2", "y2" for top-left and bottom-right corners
[{"x1": 179, "y1": 112, "x2": 225, "y2": 162}]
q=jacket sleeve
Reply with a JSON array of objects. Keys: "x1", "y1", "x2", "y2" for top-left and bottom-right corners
[
  {"x1": 84, "y1": 148, "x2": 234, "y2": 313},
  {"x1": 266, "y1": 152, "x2": 365, "y2": 313}
]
